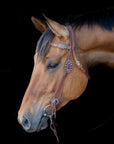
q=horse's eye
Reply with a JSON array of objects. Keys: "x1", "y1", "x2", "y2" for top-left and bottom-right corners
[{"x1": 47, "y1": 62, "x2": 59, "y2": 69}]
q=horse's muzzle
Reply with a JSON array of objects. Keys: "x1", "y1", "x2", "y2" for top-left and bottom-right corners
[{"x1": 18, "y1": 111, "x2": 48, "y2": 132}]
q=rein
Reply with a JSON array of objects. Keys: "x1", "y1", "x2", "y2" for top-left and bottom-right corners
[{"x1": 44, "y1": 25, "x2": 90, "y2": 143}]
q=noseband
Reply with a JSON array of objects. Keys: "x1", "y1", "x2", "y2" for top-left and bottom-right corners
[{"x1": 44, "y1": 25, "x2": 90, "y2": 142}]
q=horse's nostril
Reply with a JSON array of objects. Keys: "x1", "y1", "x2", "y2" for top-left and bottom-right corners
[{"x1": 22, "y1": 114, "x2": 31, "y2": 131}]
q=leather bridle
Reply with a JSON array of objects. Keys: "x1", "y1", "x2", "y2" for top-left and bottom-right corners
[{"x1": 44, "y1": 25, "x2": 90, "y2": 142}]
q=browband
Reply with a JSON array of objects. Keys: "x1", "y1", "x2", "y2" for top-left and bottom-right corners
[{"x1": 51, "y1": 43, "x2": 71, "y2": 49}]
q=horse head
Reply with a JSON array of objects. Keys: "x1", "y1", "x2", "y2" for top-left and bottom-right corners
[{"x1": 18, "y1": 16, "x2": 88, "y2": 133}]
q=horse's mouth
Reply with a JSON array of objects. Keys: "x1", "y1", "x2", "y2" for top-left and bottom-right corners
[{"x1": 36, "y1": 114, "x2": 48, "y2": 132}]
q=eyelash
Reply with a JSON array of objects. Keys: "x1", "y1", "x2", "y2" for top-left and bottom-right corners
[{"x1": 47, "y1": 62, "x2": 59, "y2": 70}]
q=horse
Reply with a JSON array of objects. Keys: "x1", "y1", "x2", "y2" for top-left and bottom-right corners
[{"x1": 18, "y1": 9, "x2": 114, "y2": 141}]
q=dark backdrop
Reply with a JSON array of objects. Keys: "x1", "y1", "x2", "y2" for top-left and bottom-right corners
[{"x1": 1, "y1": 3, "x2": 114, "y2": 144}]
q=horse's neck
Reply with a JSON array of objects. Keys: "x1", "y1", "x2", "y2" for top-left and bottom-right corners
[{"x1": 75, "y1": 25, "x2": 114, "y2": 68}]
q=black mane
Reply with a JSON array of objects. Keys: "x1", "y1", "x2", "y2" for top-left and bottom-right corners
[{"x1": 68, "y1": 7, "x2": 114, "y2": 30}]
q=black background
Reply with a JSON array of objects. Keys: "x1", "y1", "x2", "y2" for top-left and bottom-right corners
[{"x1": 1, "y1": 2, "x2": 114, "y2": 144}]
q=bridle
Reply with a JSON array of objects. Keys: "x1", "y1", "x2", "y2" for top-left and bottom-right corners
[{"x1": 44, "y1": 25, "x2": 90, "y2": 142}]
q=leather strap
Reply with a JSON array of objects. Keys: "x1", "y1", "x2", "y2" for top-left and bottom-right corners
[
  {"x1": 67, "y1": 25, "x2": 90, "y2": 79},
  {"x1": 46, "y1": 25, "x2": 90, "y2": 142},
  {"x1": 49, "y1": 26, "x2": 73, "y2": 143}
]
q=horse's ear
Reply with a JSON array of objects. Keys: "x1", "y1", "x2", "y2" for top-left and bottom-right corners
[
  {"x1": 43, "y1": 15, "x2": 69, "y2": 39},
  {"x1": 31, "y1": 16, "x2": 47, "y2": 33}
]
